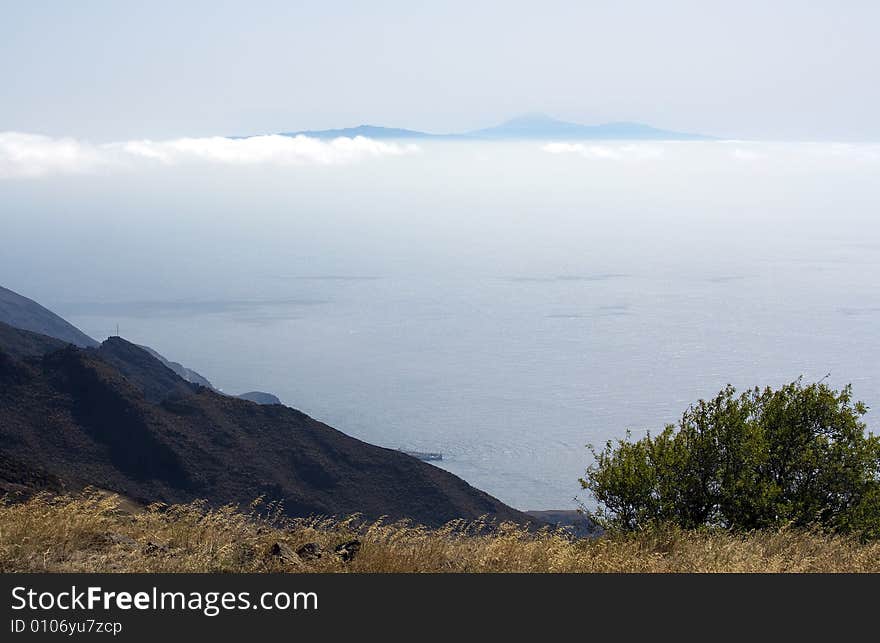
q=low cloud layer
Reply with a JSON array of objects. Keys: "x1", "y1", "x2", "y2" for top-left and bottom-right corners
[
  {"x1": 542, "y1": 140, "x2": 880, "y2": 164},
  {"x1": 3, "y1": 133, "x2": 879, "y2": 179},
  {"x1": 0, "y1": 132, "x2": 109, "y2": 178},
  {"x1": 0, "y1": 132, "x2": 419, "y2": 178},
  {"x1": 118, "y1": 135, "x2": 418, "y2": 165}
]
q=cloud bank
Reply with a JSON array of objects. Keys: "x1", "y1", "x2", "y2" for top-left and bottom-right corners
[
  {"x1": 3, "y1": 133, "x2": 879, "y2": 179},
  {"x1": 0, "y1": 132, "x2": 110, "y2": 178},
  {"x1": 0, "y1": 132, "x2": 419, "y2": 178},
  {"x1": 542, "y1": 140, "x2": 880, "y2": 164}
]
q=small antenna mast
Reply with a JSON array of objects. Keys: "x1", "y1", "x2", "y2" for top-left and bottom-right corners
[{"x1": 116, "y1": 323, "x2": 119, "y2": 337}]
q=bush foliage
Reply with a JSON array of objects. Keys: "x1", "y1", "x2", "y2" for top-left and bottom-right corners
[{"x1": 581, "y1": 379, "x2": 880, "y2": 539}]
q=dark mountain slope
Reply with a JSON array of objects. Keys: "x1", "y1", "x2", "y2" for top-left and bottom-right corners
[
  {"x1": 0, "y1": 451, "x2": 63, "y2": 496},
  {"x1": 0, "y1": 284, "x2": 216, "y2": 389},
  {"x1": 0, "y1": 321, "x2": 67, "y2": 360},
  {"x1": 0, "y1": 284, "x2": 282, "y2": 404},
  {"x1": 0, "y1": 286, "x2": 98, "y2": 348},
  {"x1": 102, "y1": 338, "x2": 280, "y2": 407},
  {"x1": 137, "y1": 344, "x2": 215, "y2": 389},
  {"x1": 0, "y1": 328, "x2": 531, "y2": 526},
  {"x1": 97, "y1": 336, "x2": 198, "y2": 403}
]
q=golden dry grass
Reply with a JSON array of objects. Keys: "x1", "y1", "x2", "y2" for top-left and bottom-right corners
[{"x1": 1, "y1": 492, "x2": 878, "y2": 573}]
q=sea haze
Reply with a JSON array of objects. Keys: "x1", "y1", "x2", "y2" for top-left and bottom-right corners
[{"x1": 2, "y1": 140, "x2": 879, "y2": 509}]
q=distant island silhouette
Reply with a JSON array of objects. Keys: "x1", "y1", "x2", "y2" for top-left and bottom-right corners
[{"x1": 277, "y1": 113, "x2": 712, "y2": 141}]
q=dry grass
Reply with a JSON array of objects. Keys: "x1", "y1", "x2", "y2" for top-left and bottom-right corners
[{"x1": 1, "y1": 492, "x2": 879, "y2": 573}]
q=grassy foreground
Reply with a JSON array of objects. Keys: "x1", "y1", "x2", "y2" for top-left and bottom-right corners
[{"x1": 1, "y1": 493, "x2": 879, "y2": 573}]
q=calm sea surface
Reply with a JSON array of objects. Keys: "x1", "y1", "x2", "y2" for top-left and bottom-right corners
[{"x1": 5, "y1": 141, "x2": 879, "y2": 509}]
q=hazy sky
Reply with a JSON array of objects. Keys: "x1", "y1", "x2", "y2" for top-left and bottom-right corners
[{"x1": 2, "y1": 1, "x2": 879, "y2": 141}]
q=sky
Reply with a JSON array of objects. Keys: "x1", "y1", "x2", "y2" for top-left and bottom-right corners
[
  {"x1": 3, "y1": 2, "x2": 880, "y2": 509},
  {"x1": 2, "y1": 1, "x2": 879, "y2": 142}
]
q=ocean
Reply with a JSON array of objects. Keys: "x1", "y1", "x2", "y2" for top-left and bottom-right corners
[{"x1": 4, "y1": 140, "x2": 879, "y2": 509}]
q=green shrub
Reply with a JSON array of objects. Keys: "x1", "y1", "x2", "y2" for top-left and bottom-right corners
[{"x1": 581, "y1": 379, "x2": 880, "y2": 538}]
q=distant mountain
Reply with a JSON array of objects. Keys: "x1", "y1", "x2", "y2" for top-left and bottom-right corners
[
  {"x1": 280, "y1": 125, "x2": 452, "y2": 140},
  {"x1": 0, "y1": 286, "x2": 98, "y2": 348},
  {"x1": 0, "y1": 324, "x2": 532, "y2": 526},
  {"x1": 466, "y1": 113, "x2": 712, "y2": 140},
  {"x1": 277, "y1": 113, "x2": 711, "y2": 141}
]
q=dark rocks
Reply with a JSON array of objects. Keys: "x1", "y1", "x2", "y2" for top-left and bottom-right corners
[
  {"x1": 105, "y1": 533, "x2": 137, "y2": 547},
  {"x1": 268, "y1": 542, "x2": 298, "y2": 565},
  {"x1": 142, "y1": 541, "x2": 169, "y2": 556},
  {"x1": 296, "y1": 542, "x2": 324, "y2": 561},
  {"x1": 334, "y1": 539, "x2": 361, "y2": 563}
]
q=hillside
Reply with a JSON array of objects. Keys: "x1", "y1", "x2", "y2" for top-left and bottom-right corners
[
  {"x1": 137, "y1": 344, "x2": 215, "y2": 389},
  {"x1": 0, "y1": 325, "x2": 532, "y2": 527},
  {"x1": 0, "y1": 320, "x2": 67, "y2": 360},
  {"x1": 0, "y1": 285, "x2": 98, "y2": 348},
  {"x1": 0, "y1": 283, "x2": 281, "y2": 402}
]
